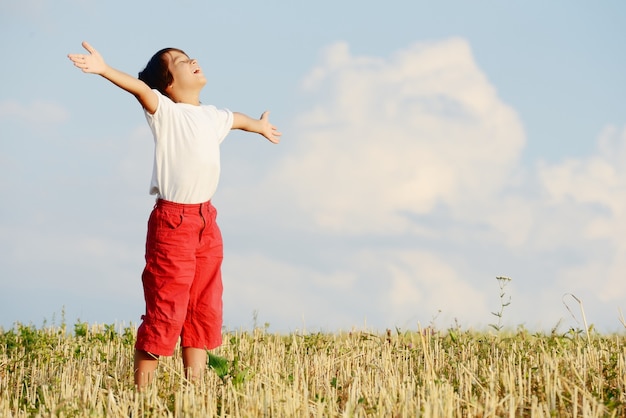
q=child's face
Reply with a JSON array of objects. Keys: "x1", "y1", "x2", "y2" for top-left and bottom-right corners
[{"x1": 165, "y1": 50, "x2": 206, "y2": 92}]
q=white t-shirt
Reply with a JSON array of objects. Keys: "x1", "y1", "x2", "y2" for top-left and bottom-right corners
[{"x1": 144, "y1": 90, "x2": 233, "y2": 204}]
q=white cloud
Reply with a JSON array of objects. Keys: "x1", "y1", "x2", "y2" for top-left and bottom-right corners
[
  {"x1": 0, "y1": 99, "x2": 69, "y2": 129},
  {"x1": 0, "y1": 0, "x2": 47, "y2": 16},
  {"x1": 217, "y1": 38, "x2": 532, "y2": 330},
  {"x1": 4, "y1": 37, "x2": 626, "y2": 332},
  {"x1": 221, "y1": 247, "x2": 489, "y2": 332},
  {"x1": 222, "y1": 253, "x2": 360, "y2": 331},
  {"x1": 266, "y1": 38, "x2": 525, "y2": 236},
  {"x1": 385, "y1": 249, "x2": 487, "y2": 325},
  {"x1": 218, "y1": 39, "x2": 626, "y2": 332},
  {"x1": 539, "y1": 126, "x2": 626, "y2": 212},
  {"x1": 0, "y1": 0, "x2": 94, "y2": 29},
  {"x1": 536, "y1": 126, "x2": 626, "y2": 301}
]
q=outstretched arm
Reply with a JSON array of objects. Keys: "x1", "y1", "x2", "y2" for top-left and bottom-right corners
[
  {"x1": 232, "y1": 111, "x2": 282, "y2": 144},
  {"x1": 68, "y1": 41, "x2": 158, "y2": 114}
]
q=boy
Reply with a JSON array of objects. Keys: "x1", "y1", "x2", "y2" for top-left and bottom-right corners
[{"x1": 68, "y1": 41, "x2": 281, "y2": 389}]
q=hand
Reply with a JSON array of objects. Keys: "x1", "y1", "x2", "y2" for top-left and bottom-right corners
[
  {"x1": 259, "y1": 111, "x2": 282, "y2": 144},
  {"x1": 67, "y1": 41, "x2": 107, "y2": 75}
]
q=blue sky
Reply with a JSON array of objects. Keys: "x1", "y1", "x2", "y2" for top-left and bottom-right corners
[{"x1": 1, "y1": 1, "x2": 625, "y2": 333}]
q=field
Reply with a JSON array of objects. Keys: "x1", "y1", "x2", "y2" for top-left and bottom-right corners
[{"x1": 1, "y1": 321, "x2": 624, "y2": 417}]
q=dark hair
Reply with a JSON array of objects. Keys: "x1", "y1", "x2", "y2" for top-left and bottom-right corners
[{"x1": 138, "y1": 48, "x2": 187, "y2": 96}]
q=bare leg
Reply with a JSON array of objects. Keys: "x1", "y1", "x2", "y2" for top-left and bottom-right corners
[
  {"x1": 134, "y1": 349, "x2": 159, "y2": 390},
  {"x1": 182, "y1": 347, "x2": 207, "y2": 382}
]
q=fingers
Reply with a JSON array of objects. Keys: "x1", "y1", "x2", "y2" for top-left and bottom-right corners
[
  {"x1": 69, "y1": 61, "x2": 89, "y2": 72},
  {"x1": 67, "y1": 41, "x2": 94, "y2": 65},
  {"x1": 67, "y1": 53, "x2": 86, "y2": 65},
  {"x1": 67, "y1": 41, "x2": 100, "y2": 73},
  {"x1": 67, "y1": 54, "x2": 84, "y2": 66},
  {"x1": 259, "y1": 111, "x2": 282, "y2": 143},
  {"x1": 269, "y1": 127, "x2": 282, "y2": 144},
  {"x1": 67, "y1": 54, "x2": 92, "y2": 73}
]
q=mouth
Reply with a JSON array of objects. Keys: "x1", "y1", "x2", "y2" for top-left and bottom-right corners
[{"x1": 193, "y1": 68, "x2": 201, "y2": 74}]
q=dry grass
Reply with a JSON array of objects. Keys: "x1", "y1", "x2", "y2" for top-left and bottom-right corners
[{"x1": 1, "y1": 322, "x2": 625, "y2": 417}]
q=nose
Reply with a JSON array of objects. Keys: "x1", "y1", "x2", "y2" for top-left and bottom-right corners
[{"x1": 191, "y1": 58, "x2": 197, "y2": 65}]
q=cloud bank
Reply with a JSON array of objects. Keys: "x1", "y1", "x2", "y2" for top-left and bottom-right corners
[
  {"x1": 2, "y1": 37, "x2": 625, "y2": 333},
  {"x1": 219, "y1": 38, "x2": 626, "y2": 332}
]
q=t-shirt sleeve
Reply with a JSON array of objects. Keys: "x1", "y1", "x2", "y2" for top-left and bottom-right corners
[
  {"x1": 208, "y1": 106, "x2": 233, "y2": 144},
  {"x1": 144, "y1": 90, "x2": 170, "y2": 127}
]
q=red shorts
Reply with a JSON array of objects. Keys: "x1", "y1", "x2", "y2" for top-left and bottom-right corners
[{"x1": 135, "y1": 199, "x2": 224, "y2": 356}]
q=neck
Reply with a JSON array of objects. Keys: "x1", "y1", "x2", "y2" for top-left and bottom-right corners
[{"x1": 168, "y1": 90, "x2": 201, "y2": 105}]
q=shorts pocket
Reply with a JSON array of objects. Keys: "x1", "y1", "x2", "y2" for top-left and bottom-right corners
[{"x1": 159, "y1": 208, "x2": 184, "y2": 230}]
